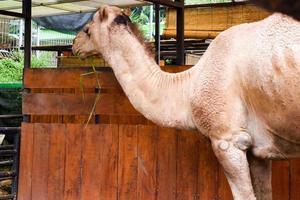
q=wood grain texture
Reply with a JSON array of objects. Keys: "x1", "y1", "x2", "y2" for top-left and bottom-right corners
[
  {"x1": 137, "y1": 126, "x2": 158, "y2": 200},
  {"x1": 118, "y1": 125, "x2": 138, "y2": 200},
  {"x1": 198, "y1": 134, "x2": 219, "y2": 200},
  {"x1": 290, "y1": 159, "x2": 300, "y2": 200},
  {"x1": 272, "y1": 161, "x2": 290, "y2": 200},
  {"x1": 81, "y1": 125, "x2": 101, "y2": 200},
  {"x1": 176, "y1": 130, "x2": 199, "y2": 200},
  {"x1": 109, "y1": 115, "x2": 148, "y2": 125},
  {"x1": 64, "y1": 124, "x2": 83, "y2": 200},
  {"x1": 31, "y1": 124, "x2": 50, "y2": 200},
  {"x1": 23, "y1": 93, "x2": 139, "y2": 115},
  {"x1": 47, "y1": 124, "x2": 66, "y2": 200},
  {"x1": 156, "y1": 127, "x2": 177, "y2": 200},
  {"x1": 18, "y1": 123, "x2": 300, "y2": 200},
  {"x1": 24, "y1": 68, "x2": 120, "y2": 89},
  {"x1": 98, "y1": 124, "x2": 119, "y2": 199},
  {"x1": 18, "y1": 123, "x2": 34, "y2": 200}
]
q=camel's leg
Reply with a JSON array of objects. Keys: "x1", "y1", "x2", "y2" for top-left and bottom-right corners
[
  {"x1": 248, "y1": 154, "x2": 272, "y2": 200},
  {"x1": 211, "y1": 134, "x2": 256, "y2": 200}
]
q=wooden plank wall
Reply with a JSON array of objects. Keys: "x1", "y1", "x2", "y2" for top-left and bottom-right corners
[
  {"x1": 19, "y1": 123, "x2": 229, "y2": 200},
  {"x1": 19, "y1": 123, "x2": 300, "y2": 200},
  {"x1": 20, "y1": 67, "x2": 300, "y2": 200}
]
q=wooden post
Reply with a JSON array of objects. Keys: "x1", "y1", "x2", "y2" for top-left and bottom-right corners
[
  {"x1": 23, "y1": 0, "x2": 31, "y2": 69},
  {"x1": 176, "y1": 0, "x2": 185, "y2": 65},
  {"x1": 145, "y1": 0, "x2": 185, "y2": 65},
  {"x1": 155, "y1": 4, "x2": 161, "y2": 64}
]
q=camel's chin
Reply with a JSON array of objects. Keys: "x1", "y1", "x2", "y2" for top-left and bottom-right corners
[
  {"x1": 75, "y1": 51, "x2": 91, "y2": 60},
  {"x1": 77, "y1": 54, "x2": 88, "y2": 59},
  {"x1": 75, "y1": 51, "x2": 99, "y2": 59}
]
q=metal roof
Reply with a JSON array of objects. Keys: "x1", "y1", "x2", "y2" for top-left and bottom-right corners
[{"x1": 0, "y1": 0, "x2": 148, "y2": 17}]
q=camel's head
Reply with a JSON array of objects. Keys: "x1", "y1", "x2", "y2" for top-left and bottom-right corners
[{"x1": 72, "y1": 6, "x2": 133, "y2": 59}]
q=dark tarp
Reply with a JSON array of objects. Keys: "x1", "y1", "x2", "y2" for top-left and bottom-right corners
[{"x1": 33, "y1": 12, "x2": 94, "y2": 33}]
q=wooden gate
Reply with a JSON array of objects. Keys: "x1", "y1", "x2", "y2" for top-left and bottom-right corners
[{"x1": 18, "y1": 67, "x2": 300, "y2": 200}]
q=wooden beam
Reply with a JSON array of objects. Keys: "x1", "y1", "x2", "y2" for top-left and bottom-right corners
[
  {"x1": 14, "y1": 0, "x2": 85, "y2": 6},
  {"x1": 21, "y1": 45, "x2": 72, "y2": 52},
  {"x1": 145, "y1": 0, "x2": 184, "y2": 8},
  {"x1": 0, "y1": 10, "x2": 25, "y2": 18}
]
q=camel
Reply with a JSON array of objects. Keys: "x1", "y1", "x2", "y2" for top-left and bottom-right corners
[
  {"x1": 251, "y1": 0, "x2": 300, "y2": 20},
  {"x1": 72, "y1": 6, "x2": 300, "y2": 200}
]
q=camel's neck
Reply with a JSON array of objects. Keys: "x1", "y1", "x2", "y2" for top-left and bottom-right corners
[{"x1": 105, "y1": 30, "x2": 197, "y2": 129}]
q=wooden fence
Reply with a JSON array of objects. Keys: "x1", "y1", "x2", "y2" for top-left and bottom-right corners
[
  {"x1": 19, "y1": 123, "x2": 230, "y2": 200},
  {"x1": 18, "y1": 67, "x2": 300, "y2": 200}
]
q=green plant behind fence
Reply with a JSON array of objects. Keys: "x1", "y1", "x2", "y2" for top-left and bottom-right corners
[
  {"x1": 0, "y1": 58, "x2": 23, "y2": 83},
  {"x1": 0, "y1": 52, "x2": 53, "y2": 83}
]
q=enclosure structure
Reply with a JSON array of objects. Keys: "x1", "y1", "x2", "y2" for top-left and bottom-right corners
[
  {"x1": 19, "y1": 66, "x2": 300, "y2": 200},
  {"x1": 0, "y1": 0, "x2": 300, "y2": 200}
]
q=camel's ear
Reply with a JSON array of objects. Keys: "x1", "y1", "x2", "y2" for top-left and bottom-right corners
[{"x1": 99, "y1": 7, "x2": 108, "y2": 21}]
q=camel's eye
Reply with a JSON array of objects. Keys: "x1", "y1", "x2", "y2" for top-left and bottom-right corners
[{"x1": 114, "y1": 15, "x2": 131, "y2": 25}]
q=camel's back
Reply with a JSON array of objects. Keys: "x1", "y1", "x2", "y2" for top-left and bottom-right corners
[
  {"x1": 190, "y1": 13, "x2": 300, "y2": 157},
  {"x1": 236, "y1": 14, "x2": 300, "y2": 148}
]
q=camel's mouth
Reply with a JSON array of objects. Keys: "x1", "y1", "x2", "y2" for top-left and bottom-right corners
[
  {"x1": 72, "y1": 47, "x2": 86, "y2": 59},
  {"x1": 72, "y1": 32, "x2": 99, "y2": 59},
  {"x1": 72, "y1": 47, "x2": 80, "y2": 57},
  {"x1": 75, "y1": 50, "x2": 99, "y2": 59},
  {"x1": 72, "y1": 45, "x2": 99, "y2": 59}
]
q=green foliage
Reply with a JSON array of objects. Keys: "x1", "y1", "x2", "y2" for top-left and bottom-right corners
[
  {"x1": 31, "y1": 53, "x2": 52, "y2": 68},
  {"x1": 0, "y1": 58, "x2": 23, "y2": 82},
  {"x1": 0, "y1": 51, "x2": 53, "y2": 83},
  {"x1": 130, "y1": 8, "x2": 149, "y2": 25},
  {"x1": 130, "y1": 6, "x2": 166, "y2": 39}
]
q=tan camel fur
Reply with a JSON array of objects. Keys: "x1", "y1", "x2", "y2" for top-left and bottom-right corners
[{"x1": 73, "y1": 6, "x2": 300, "y2": 200}]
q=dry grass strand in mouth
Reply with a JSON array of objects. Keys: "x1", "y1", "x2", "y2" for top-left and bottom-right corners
[{"x1": 79, "y1": 66, "x2": 101, "y2": 127}]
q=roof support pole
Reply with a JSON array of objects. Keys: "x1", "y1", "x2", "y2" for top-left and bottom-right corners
[
  {"x1": 154, "y1": 4, "x2": 160, "y2": 64},
  {"x1": 145, "y1": 0, "x2": 185, "y2": 65},
  {"x1": 23, "y1": 0, "x2": 32, "y2": 69},
  {"x1": 175, "y1": 0, "x2": 185, "y2": 65}
]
